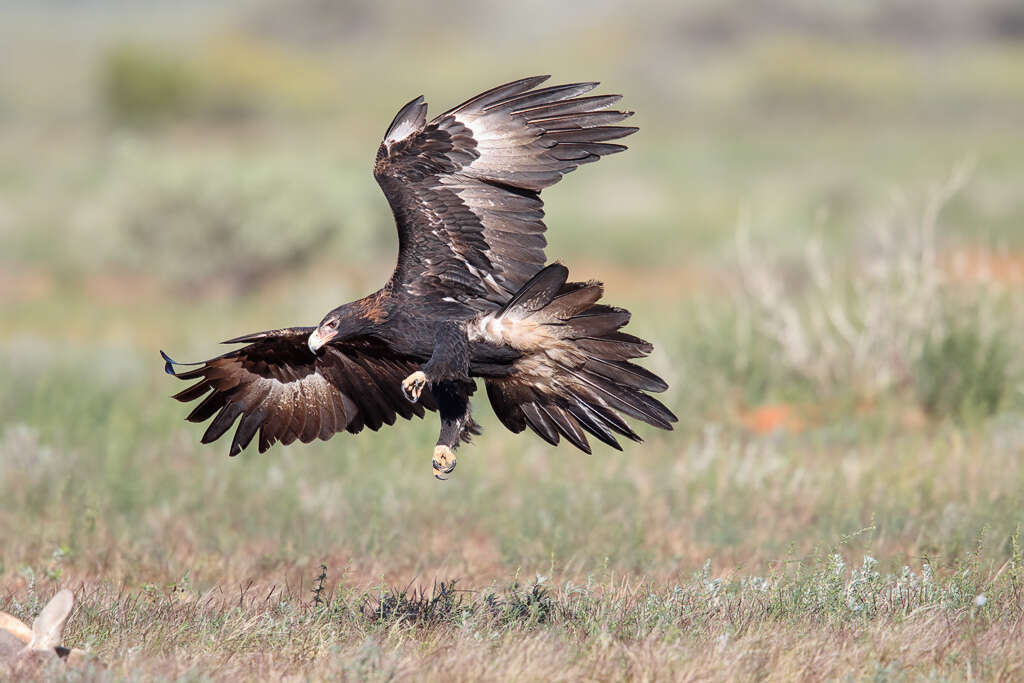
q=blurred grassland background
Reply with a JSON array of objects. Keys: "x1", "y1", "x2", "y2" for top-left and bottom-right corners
[{"x1": 2, "y1": 0, "x2": 1024, "y2": 679}]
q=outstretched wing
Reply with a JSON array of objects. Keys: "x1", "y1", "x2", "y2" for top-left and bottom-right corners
[
  {"x1": 374, "y1": 75, "x2": 637, "y2": 311},
  {"x1": 163, "y1": 328, "x2": 436, "y2": 456}
]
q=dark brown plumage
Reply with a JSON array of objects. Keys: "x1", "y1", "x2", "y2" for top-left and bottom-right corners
[{"x1": 163, "y1": 76, "x2": 675, "y2": 478}]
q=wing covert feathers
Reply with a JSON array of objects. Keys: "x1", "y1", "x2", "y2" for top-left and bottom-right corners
[{"x1": 480, "y1": 264, "x2": 676, "y2": 454}]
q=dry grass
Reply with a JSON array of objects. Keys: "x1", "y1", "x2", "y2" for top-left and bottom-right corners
[{"x1": 7, "y1": 561, "x2": 1024, "y2": 681}]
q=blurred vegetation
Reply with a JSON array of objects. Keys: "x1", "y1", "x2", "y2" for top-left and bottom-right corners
[
  {"x1": 80, "y1": 143, "x2": 353, "y2": 293},
  {"x1": 914, "y1": 311, "x2": 1013, "y2": 422},
  {"x1": 101, "y1": 44, "x2": 200, "y2": 125},
  {"x1": 102, "y1": 37, "x2": 337, "y2": 125}
]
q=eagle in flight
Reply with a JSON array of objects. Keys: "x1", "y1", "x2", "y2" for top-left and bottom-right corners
[{"x1": 163, "y1": 76, "x2": 676, "y2": 479}]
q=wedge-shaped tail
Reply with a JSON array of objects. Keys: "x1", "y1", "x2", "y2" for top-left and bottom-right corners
[{"x1": 478, "y1": 264, "x2": 676, "y2": 453}]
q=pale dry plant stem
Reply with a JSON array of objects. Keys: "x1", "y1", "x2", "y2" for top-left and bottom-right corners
[{"x1": 734, "y1": 162, "x2": 993, "y2": 400}]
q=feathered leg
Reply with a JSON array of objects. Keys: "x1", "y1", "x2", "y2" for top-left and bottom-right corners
[
  {"x1": 400, "y1": 322, "x2": 481, "y2": 478},
  {"x1": 430, "y1": 380, "x2": 481, "y2": 479},
  {"x1": 402, "y1": 322, "x2": 469, "y2": 403}
]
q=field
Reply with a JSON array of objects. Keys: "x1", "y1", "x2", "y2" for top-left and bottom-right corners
[{"x1": 2, "y1": 2, "x2": 1024, "y2": 680}]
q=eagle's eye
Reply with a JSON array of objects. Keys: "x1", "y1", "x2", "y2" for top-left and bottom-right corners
[{"x1": 326, "y1": 319, "x2": 338, "y2": 330}]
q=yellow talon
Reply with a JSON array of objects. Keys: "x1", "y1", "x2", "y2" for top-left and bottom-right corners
[
  {"x1": 432, "y1": 445, "x2": 457, "y2": 479},
  {"x1": 402, "y1": 370, "x2": 427, "y2": 403}
]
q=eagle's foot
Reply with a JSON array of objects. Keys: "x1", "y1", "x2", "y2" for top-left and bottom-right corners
[
  {"x1": 402, "y1": 370, "x2": 428, "y2": 403},
  {"x1": 432, "y1": 445, "x2": 457, "y2": 480}
]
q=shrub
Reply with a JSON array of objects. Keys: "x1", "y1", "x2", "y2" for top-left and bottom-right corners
[
  {"x1": 100, "y1": 38, "x2": 337, "y2": 126},
  {"x1": 69, "y1": 143, "x2": 356, "y2": 293},
  {"x1": 101, "y1": 44, "x2": 199, "y2": 125},
  {"x1": 914, "y1": 312, "x2": 1012, "y2": 421},
  {"x1": 731, "y1": 165, "x2": 1020, "y2": 419}
]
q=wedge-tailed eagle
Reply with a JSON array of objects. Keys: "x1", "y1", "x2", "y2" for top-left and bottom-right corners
[{"x1": 163, "y1": 76, "x2": 676, "y2": 478}]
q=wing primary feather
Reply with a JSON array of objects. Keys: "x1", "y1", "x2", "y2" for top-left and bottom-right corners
[
  {"x1": 230, "y1": 409, "x2": 266, "y2": 456},
  {"x1": 550, "y1": 142, "x2": 627, "y2": 160},
  {"x1": 442, "y1": 75, "x2": 551, "y2": 115},
  {"x1": 161, "y1": 350, "x2": 206, "y2": 376},
  {"x1": 202, "y1": 403, "x2": 242, "y2": 445},
  {"x1": 493, "y1": 82, "x2": 599, "y2": 113},
  {"x1": 530, "y1": 110, "x2": 634, "y2": 129},
  {"x1": 258, "y1": 423, "x2": 277, "y2": 453},
  {"x1": 172, "y1": 380, "x2": 211, "y2": 403},
  {"x1": 512, "y1": 94, "x2": 623, "y2": 118},
  {"x1": 547, "y1": 126, "x2": 639, "y2": 143},
  {"x1": 186, "y1": 390, "x2": 228, "y2": 423},
  {"x1": 161, "y1": 351, "x2": 206, "y2": 379},
  {"x1": 220, "y1": 327, "x2": 316, "y2": 344}
]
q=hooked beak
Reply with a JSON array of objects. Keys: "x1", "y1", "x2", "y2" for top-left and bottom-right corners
[{"x1": 308, "y1": 328, "x2": 334, "y2": 354}]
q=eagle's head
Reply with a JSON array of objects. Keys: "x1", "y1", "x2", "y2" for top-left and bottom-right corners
[
  {"x1": 307, "y1": 317, "x2": 337, "y2": 354},
  {"x1": 308, "y1": 305, "x2": 360, "y2": 354}
]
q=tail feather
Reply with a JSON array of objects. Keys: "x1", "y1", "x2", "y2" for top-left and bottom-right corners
[
  {"x1": 498, "y1": 263, "x2": 569, "y2": 317},
  {"x1": 563, "y1": 367, "x2": 675, "y2": 429},
  {"x1": 565, "y1": 305, "x2": 631, "y2": 335},
  {"x1": 482, "y1": 263, "x2": 676, "y2": 453},
  {"x1": 520, "y1": 401, "x2": 560, "y2": 446},
  {"x1": 544, "y1": 282, "x2": 603, "y2": 318},
  {"x1": 577, "y1": 332, "x2": 652, "y2": 359},
  {"x1": 585, "y1": 357, "x2": 668, "y2": 392},
  {"x1": 566, "y1": 399, "x2": 635, "y2": 448},
  {"x1": 486, "y1": 380, "x2": 527, "y2": 433},
  {"x1": 539, "y1": 404, "x2": 591, "y2": 453},
  {"x1": 576, "y1": 398, "x2": 641, "y2": 442}
]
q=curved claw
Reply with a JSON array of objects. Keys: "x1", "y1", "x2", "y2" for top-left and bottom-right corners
[
  {"x1": 402, "y1": 370, "x2": 427, "y2": 403},
  {"x1": 432, "y1": 445, "x2": 457, "y2": 479}
]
